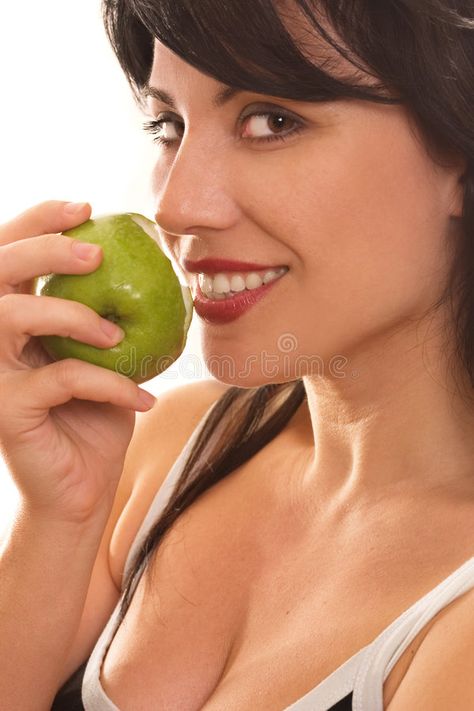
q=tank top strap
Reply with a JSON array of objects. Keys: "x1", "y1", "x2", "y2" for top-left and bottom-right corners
[
  {"x1": 121, "y1": 399, "x2": 218, "y2": 589},
  {"x1": 352, "y1": 555, "x2": 474, "y2": 710},
  {"x1": 82, "y1": 398, "x2": 221, "y2": 710}
]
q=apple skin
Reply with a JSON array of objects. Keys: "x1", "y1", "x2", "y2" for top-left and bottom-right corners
[{"x1": 32, "y1": 213, "x2": 193, "y2": 384}]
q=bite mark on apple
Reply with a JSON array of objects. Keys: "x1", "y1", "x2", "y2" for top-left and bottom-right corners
[{"x1": 129, "y1": 213, "x2": 194, "y2": 337}]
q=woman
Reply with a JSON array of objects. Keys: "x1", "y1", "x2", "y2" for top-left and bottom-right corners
[{"x1": 1, "y1": 1, "x2": 473, "y2": 709}]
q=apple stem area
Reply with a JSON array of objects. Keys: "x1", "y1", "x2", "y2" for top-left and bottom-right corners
[{"x1": 102, "y1": 313, "x2": 120, "y2": 324}]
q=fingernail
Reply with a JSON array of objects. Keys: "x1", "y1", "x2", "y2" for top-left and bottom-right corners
[
  {"x1": 138, "y1": 390, "x2": 156, "y2": 409},
  {"x1": 101, "y1": 319, "x2": 125, "y2": 341},
  {"x1": 72, "y1": 241, "x2": 101, "y2": 260},
  {"x1": 64, "y1": 201, "x2": 89, "y2": 215}
]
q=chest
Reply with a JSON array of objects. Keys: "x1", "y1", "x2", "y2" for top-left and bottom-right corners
[{"x1": 100, "y1": 475, "x2": 474, "y2": 710}]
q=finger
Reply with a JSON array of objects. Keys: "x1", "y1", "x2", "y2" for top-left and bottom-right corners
[
  {"x1": 27, "y1": 359, "x2": 155, "y2": 413},
  {"x1": 0, "y1": 200, "x2": 91, "y2": 246},
  {"x1": 0, "y1": 233, "x2": 103, "y2": 290},
  {"x1": 0, "y1": 293, "x2": 125, "y2": 363}
]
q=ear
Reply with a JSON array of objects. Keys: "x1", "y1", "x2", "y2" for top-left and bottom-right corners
[
  {"x1": 449, "y1": 174, "x2": 466, "y2": 217},
  {"x1": 448, "y1": 156, "x2": 468, "y2": 219}
]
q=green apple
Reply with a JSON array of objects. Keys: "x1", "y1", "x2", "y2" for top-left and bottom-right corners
[{"x1": 32, "y1": 213, "x2": 193, "y2": 384}]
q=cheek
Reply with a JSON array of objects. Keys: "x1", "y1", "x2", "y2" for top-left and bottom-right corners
[
  {"x1": 333, "y1": 137, "x2": 447, "y2": 311},
  {"x1": 257, "y1": 122, "x2": 447, "y2": 313},
  {"x1": 231, "y1": 122, "x2": 451, "y2": 361}
]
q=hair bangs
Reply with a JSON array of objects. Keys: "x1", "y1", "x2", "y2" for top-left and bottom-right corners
[{"x1": 105, "y1": 0, "x2": 402, "y2": 114}]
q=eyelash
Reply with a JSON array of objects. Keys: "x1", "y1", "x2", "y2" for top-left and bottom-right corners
[{"x1": 142, "y1": 110, "x2": 304, "y2": 148}]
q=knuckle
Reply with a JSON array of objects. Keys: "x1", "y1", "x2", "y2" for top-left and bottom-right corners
[
  {"x1": 0, "y1": 243, "x2": 12, "y2": 278},
  {"x1": 0, "y1": 202, "x2": 64, "y2": 252},
  {"x1": 14, "y1": 201, "x2": 50, "y2": 224},
  {"x1": 39, "y1": 199, "x2": 59, "y2": 213},
  {"x1": 0, "y1": 220, "x2": 19, "y2": 247},
  {"x1": 41, "y1": 294, "x2": 94, "y2": 327},
  {"x1": 19, "y1": 201, "x2": 58, "y2": 234},
  {"x1": 0, "y1": 237, "x2": 25, "y2": 266},
  {"x1": 0, "y1": 293, "x2": 22, "y2": 321},
  {"x1": 53, "y1": 358, "x2": 79, "y2": 389},
  {"x1": 43, "y1": 233, "x2": 79, "y2": 260},
  {"x1": 41, "y1": 232, "x2": 62, "y2": 250},
  {"x1": 69, "y1": 299, "x2": 98, "y2": 323}
]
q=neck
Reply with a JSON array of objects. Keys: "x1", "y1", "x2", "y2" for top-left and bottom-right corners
[{"x1": 288, "y1": 314, "x2": 474, "y2": 510}]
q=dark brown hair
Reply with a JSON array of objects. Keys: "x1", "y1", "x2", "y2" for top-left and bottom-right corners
[{"x1": 100, "y1": 0, "x2": 474, "y2": 627}]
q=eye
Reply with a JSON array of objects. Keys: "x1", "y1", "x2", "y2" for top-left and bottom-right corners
[
  {"x1": 142, "y1": 113, "x2": 184, "y2": 146},
  {"x1": 240, "y1": 111, "x2": 303, "y2": 143},
  {"x1": 142, "y1": 107, "x2": 305, "y2": 148}
]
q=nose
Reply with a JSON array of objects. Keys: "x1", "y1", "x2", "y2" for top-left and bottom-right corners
[{"x1": 152, "y1": 136, "x2": 240, "y2": 238}]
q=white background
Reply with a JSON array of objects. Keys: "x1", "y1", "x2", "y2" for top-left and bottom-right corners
[{"x1": 0, "y1": 2, "x2": 208, "y2": 534}]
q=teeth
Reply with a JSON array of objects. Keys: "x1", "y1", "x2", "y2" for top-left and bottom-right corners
[
  {"x1": 263, "y1": 270, "x2": 278, "y2": 284},
  {"x1": 230, "y1": 274, "x2": 246, "y2": 292},
  {"x1": 245, "y1": 273, "x2": 263, "y2": 290},
  {"x1": 213, "y1": 274, "x2": 231, "y2": 294},
  {"x1": 201, "y1": 274, "x2": 213, "y2": 294},
  {"x1": 198, "y1": 267, "x2": 287, "y2": 299}
]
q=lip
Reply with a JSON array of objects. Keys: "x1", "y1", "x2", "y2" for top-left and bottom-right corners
[
  {"x1": 182, "y1": 258, "x2": 287, "y2": 275},
  {"x1": 193, "y1": 270, "x2": 287, "y2": 324}
]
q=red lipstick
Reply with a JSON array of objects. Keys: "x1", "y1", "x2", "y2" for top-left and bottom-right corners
[
  {"x1": 192, "y1": 268, "x2": 289, "y2": 324},
  {"x1": 182, "y1": 258, "x2": 286, "y2": 274}
]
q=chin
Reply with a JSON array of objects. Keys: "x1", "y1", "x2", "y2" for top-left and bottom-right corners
[
  {"x1": 204, "y1": 359, "x2": 301, "y2": 390},
  {"x1": 200, "y1": 325, "x2": 332, "y2": 387}
]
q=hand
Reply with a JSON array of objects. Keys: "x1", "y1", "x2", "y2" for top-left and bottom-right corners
[{"x1": 0, "y1": 200, "x2": 156, "y2": 524}]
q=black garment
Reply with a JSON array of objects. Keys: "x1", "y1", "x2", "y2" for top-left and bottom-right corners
[
  {"x1": 328, "y1": 691, "x2": 353, "y2": 710},
  {"x1": 50, "y1": 659, "x2": 353, "y2": 711},
  {"x1": 50, "y1": 660, "x2": 87, "y2": 710}
]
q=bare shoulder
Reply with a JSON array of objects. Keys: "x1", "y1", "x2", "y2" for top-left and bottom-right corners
[
  {"x1": 386, "y1": 585, "x2": 474, "y2": 710},
  {"x1": 143, "y1": 377, "x2": 232, "y2": 452},
  {"x1": 108, "y1": 378, "x2": 232, "y2": 589}
]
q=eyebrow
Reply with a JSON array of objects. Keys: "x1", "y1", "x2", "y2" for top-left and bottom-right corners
[{"x1": 142, "y1": 84, "x2": 244, "y2": 109}]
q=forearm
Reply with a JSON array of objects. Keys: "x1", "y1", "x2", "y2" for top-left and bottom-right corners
[{"x1": 0, "y1": 503, "x2": 108, "y2": 710}]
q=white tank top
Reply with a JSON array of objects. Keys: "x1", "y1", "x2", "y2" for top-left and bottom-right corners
[{"x1": 81, "y1": 401, "x2": 474, "y2": 710}]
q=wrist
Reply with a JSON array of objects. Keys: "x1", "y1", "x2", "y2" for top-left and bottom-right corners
[{"x1": 13, "y1": 498, "x2": 109, "y2": 543}]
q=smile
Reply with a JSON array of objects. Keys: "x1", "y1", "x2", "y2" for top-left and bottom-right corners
[{"x1": 198, "y1": 267, "x2": 289, "y2": 300}]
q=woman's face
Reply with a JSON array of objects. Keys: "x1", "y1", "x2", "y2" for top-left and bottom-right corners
[{"x1": 146, "y1": 38, "x2": 465, "y2": 388}]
